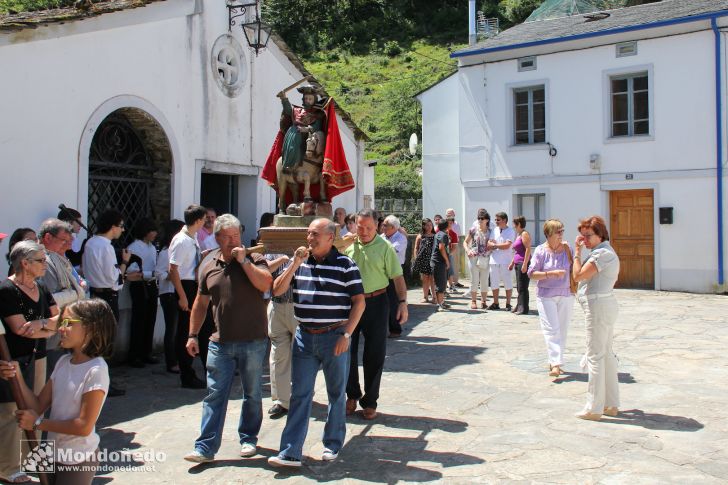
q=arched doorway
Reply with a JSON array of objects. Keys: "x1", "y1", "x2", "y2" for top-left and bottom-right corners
[{"x1": 87, "y1": 108, "x2": 172, "y2": 243}]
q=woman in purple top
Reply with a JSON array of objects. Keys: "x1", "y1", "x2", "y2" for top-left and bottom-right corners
[
  {"x1": 508, "y1": 216, "x2": 531, "y2": 315},
  {"x1": 527, "y1": 219, "x2": 574, "y2": 377}
]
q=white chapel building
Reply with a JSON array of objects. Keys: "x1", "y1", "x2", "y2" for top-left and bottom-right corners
[
  {"x1": 0, "y1": 0, "x2": 372, "y2": 351},
  {"x1": 417, "y1": 0, "x2": 728, "y2": 293}
]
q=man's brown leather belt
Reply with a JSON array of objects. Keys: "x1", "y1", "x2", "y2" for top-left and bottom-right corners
[
  {"x1": 300, "y1": 321, "x2": 346, "y2": 334},
  {"x1": 364, "y1": 288, "x2": 386, "y2": 298}
]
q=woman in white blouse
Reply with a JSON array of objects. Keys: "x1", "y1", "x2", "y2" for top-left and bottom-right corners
[
  {"x1": 126, "y1": 218, "x2": 159, "y2": 368},
  {"x1": 572, "y1": 215, "x2": 621, "y2": 421}
]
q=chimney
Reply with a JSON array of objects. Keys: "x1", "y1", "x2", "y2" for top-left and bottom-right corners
[{"x1": 469, "y1": 0, "x2": 476, "y2": 45}]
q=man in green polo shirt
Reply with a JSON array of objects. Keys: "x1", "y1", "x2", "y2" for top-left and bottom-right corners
[{"x1": 342, "y1": 208, "x2": 408, "y2": 420}]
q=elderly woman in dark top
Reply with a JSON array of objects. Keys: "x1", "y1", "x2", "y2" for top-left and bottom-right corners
[
  {"x1": 0, "y1": 240, "x2": 60, "y2": 484},
  {"x1": 572, "y1": 215, "x2": 621, "y2": 421}
]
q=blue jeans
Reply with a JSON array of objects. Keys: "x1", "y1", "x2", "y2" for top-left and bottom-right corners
[
  {"x1": 277, "y1": 326, "x2": 349, "y2": 460},
  {"x1": 194, "y1": 339, "x2": 267, "y2": 457}
]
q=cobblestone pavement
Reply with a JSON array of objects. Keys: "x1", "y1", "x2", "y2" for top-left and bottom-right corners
[{"x1": 94, "y1": 287, "x2": 728, "y2": 484}]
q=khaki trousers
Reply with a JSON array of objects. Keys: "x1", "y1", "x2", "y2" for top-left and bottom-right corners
[
  {"x1": 579, "y1": 294, "x2": 620, "y2": 413},
  {"x1": 267, "y1": 301, "x2": 298, "y2": 409}
]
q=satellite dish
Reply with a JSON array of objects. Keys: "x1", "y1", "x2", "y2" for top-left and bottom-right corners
[{"x1": 409, "y1": 133, "x2": 418, "y2": 156}]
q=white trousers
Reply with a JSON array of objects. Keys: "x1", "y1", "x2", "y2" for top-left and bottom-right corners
[
  {"x1": 468, "y1": 257, "x2": 489, "y2": 294},
  {"x1": 536, "y1": 295, "x2": 574, "y2": 366},
  {"x1": 267, "y1": 301, "x2": 298, "y2": 408},
  {"x1": 579, "y1": 295, "x2": 620, "y2": 413},
  {"x1": 489, "y1": 264, "x2": 513, "y2": 290}
]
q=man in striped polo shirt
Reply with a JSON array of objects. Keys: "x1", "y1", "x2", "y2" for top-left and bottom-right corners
[{"x1": 268, "y1": 218, "x2": 365, "y2": 468}]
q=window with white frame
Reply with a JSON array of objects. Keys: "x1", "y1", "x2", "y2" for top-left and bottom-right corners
[
  {"x1": 517, "y1": 193, "x2": 546, "y2": 246},
  {"x1": 610, "y1": 72, "x2": 649, "y2": 137},
  {"x1": 514, "y1": 86, "x2": 545, "y2": 145}
]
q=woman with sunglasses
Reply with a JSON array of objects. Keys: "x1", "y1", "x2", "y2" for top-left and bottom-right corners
[
  {"x1": 464, "y1": 209, "x2": 492, "y2": 309},
  {"x1": 0, "y1": 298, "x2": 114, "y2": 485},
  {"x1": 572, "y1": 215, "x2": 621, "y2": 421},
  {"x1": 527, "y1": 219, "x2": 574, "y2": 378},
  {"x1": 0, "y1": 240, "x2": 59, "y2": 484}
]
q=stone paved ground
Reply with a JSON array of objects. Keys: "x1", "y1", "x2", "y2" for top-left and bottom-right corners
[{"x1": 93, "y1": 287, "x2": 728, "y2": 484}]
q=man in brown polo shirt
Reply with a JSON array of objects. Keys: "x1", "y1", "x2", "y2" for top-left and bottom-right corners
[{"x1": 182, "y1": 214, "x2": 272, "y2": 463}]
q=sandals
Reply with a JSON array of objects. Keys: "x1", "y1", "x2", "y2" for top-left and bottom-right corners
[
  {"x1": 549, "y1": 365, "x2": 562, "y2": 377},
  {"x1": 420, "y1": 298, "x2": 429, "y2": 303},
  {"x1": 470, "y1": 301, "x2": 477, "y2": 309}
]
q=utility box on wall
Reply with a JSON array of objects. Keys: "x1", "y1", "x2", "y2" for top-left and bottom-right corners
[{"x1": 659, "y1": 207, "x2": 673, "y2": 224}]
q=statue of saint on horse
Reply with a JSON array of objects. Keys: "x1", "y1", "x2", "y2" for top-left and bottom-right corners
[{"x1": 275, "y1": 83, "x2": 327, "y2": 211}]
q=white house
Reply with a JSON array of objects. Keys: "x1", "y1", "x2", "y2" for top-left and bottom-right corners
[
  {"x1": 0, "y1": 0, "x2": 372, "y2": 352},
  {"x1": 417, "y1": 0, "x2": 728, "y2": 293}
]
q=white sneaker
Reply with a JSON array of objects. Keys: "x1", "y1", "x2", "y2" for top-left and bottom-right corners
[
  {"x1": 239, "y1": 443, "x2": 257, "y2": 457},
  {"x1": 268, "y1": 455, "x2": 302, "y2": 468},
  {"x1": 321, "y1": 448, "x2": 339, "y2": 462},
  {"x1": 183, "y1": 450, "x2": 214, "y2": 463}
]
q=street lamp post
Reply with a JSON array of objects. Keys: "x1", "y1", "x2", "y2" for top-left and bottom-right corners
[{"x1": 226, "y1": 0, "x2": 271, "y2": 56}]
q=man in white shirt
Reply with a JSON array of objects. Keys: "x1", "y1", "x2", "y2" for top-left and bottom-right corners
[
  {"x1": 169, "y1": 204, "x2": 208, "y2": 389},
  {"x1": 382, "y1": 215, "x2": 408, "y2": 337},
  {"x1": 487, "y1": 211, "x2": 516, "y2": 310},
  {"x1": 445, "y1": 208, "x2": 465, "y2": 288},
  {"x1": 82, "y1": 209, "x2": 139, "y2": 319},
  {"x1": 82, "y1": 209, "x2": 140, "y2": 397}
]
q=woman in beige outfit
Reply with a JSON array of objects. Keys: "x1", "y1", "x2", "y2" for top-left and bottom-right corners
[{"x1": 572, "y1": 216, "x2": 621, "y2": 421}]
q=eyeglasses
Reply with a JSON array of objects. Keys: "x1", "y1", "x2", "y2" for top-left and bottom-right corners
[
  {"x1": 27, "y1": 258, "x2": 47, "y2": 264},
  {"x1": 556, "y1": 229, "x2": 565, "y2": 235},
  {"x1": 478, "y1": 217, "x2": 489, "y2": 221},
  {"x1": 582, "y1": 232, "x2": 597, "y2": 238},
  {"x1": 52, "y1": 234, "x2": 73, "y2": 244},
  {"x1": 59, "y1": 318, "x2": 82, "y2": 330},
  {"x1": 116, "y1": 223, "x2": 125, "y2": 229}
]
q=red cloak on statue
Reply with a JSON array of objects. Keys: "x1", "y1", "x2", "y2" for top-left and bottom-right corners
[{"x1": 261, "y1": 98, "x2": 355, "y2": 206}]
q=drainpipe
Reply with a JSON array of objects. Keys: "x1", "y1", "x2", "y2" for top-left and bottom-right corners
[
  {"x1": 469, "y1": 0, "x2": 476, "y2": 46},
  {"x1": 712, "y1": 17, "x2": 725, "y2": 286}
]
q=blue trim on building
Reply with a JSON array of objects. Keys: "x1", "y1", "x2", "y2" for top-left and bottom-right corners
[
  {"x1": 712, "y1": 18, "x2": 725, "y2": 286},
  {"x1": 451, "y1": 10, "x2": 728, "y2": 59}
]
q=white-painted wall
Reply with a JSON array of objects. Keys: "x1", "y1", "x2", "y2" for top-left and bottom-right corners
[
  {"x1": 420, "y1": 27, "x2": 728, "y2": 293},
  {"x1": 417, "y1": 74, "x2": 462, "y2": 221},
  {"x1": 0, "y1": 0, "x2": 371, "y2": 352}
]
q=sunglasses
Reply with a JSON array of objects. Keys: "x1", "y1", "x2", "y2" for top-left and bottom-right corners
[
  {"x1": 478, "y1": 217, "x2": 489, "y2": 221},
  {"x1": 59, "y1": 318, "x2": 82, "y2": 330}
]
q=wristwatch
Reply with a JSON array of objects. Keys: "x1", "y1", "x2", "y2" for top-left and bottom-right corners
[
  {"x1": 33, "y1": 415, "x2": 43, "y2": 431},
  {"x1": 343, "y1": 332, "x2": 351, "y2": 339},
  {"x1": 188, "y1": 333, "x2": 199, "y2": 339}
]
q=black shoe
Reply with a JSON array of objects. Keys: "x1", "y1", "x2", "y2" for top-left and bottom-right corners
[
  {"x1": 166, "y1": 365, "x2": 180, "y2": 374},
  {"x1": 128, "y1": 359, "x2": 145, "y2": 368},
  {"x1": 181, "y1": 376, "x2": 206, "y2": 389},
  {"x1": 487, "y1": 303, "x2": 500, "y2": 310},
  {"x1": 505, "y1": 304, "x2": 513, "y2": 311},
  {"x1": 268, "y1": 403, "x2": 288, "y2": 418},
  {"x1": 388, "y1": 332, "x2": 401, "y2": 338},
  {"x1": 108, "y1": 385, "x2": 126, "y2": 397},
  {"x1": 454, "y1": 283, "x2": 466, "y2": 288},
  {"x1": 143, "y1": 356, "x2": 160, "y2": 365}
]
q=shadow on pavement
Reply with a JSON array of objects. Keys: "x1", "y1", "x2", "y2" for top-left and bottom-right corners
[
  {"x1": 552, "y1": 371, "x2": 636, "y2": 384},
  {"x1": 601, "y1": 409, "x2": 704, "y2": 431},
  {"x1": 177, "y1": 406, "x2": 482, "y2": 482}
]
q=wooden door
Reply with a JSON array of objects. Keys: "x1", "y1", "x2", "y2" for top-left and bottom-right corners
[{"x1": 609, "y1": 189, "x2": 654, "y2": 289}]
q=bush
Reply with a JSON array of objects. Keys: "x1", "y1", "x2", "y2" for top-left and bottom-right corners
[{"x1": 383, "y1": 40, "x2": 402, "y2": 57}]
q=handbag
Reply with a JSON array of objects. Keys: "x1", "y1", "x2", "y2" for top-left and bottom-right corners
[{"x1": 564, "y1": 245, "x2": 578, "y2": 295}]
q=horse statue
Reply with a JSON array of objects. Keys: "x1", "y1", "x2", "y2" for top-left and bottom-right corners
[{"x1": 275, "y1": 131, "x2": 327, "y2": 212}]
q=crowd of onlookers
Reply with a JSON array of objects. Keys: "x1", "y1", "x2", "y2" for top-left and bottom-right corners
[{"x1": 0, "y1": 202, "x2": 622, "y2": 481}]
